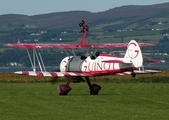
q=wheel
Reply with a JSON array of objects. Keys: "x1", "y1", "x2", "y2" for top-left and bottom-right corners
[
  {"x1": 58, "y1": 84, "x2": 71, "y2": 95},
  {"x1": 89, "y1": 84, "x2": 101, "y2": 95},
  {"x1": 131, "y1": 72, "x2": 136, "y2": 77}
]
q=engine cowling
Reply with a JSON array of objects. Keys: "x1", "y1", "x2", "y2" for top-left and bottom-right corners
[{"x1": 60, "y1": 56, "x2": 84, "y2": 72}]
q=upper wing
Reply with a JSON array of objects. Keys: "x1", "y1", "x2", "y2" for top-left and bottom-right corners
[
  {"x1": 85, "y1": 42, "x2": 155, "y2": 48},
  {"x1": 5, "y1": 42, "x2": 154, "y2": 49},
  {"x1": 5, "y1": 43, "x2": 80, "y2": 49}
]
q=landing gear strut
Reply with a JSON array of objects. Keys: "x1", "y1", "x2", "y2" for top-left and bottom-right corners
[
  {"x1": 85, "y1": 77, "x2": 101, "y2": 95},
  {"x1": 58, "y1": 76, "x2": 72, "y2": 95},
  {"x1": 57, "y1": 76, "x2": 101, "y2": 95}
]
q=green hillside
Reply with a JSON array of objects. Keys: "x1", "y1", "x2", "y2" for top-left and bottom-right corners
[{"x1": 0, "y1": 2, "x2": 169, "y2": 66}]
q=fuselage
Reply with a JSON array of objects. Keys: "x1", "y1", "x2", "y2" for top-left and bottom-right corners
[{"x1": 60, "y1": 53, "x2": 134, "y2": 76}]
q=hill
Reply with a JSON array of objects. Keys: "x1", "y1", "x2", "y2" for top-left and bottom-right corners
[
  {"x1": 0, "y1": 2, "x2": 169, "y2": 29},
  {"x1": 0, "y1": 2, "x2": 169, "y2": 67}
]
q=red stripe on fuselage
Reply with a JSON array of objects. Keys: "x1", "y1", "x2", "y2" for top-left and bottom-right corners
[{"x1": 99, "y1": 53, "x2": 122, "y2": 58}]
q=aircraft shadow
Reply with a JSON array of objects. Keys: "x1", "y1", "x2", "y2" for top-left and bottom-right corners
[{"x1": 68, "y1": 93, "x2": 112, "y2": 96}]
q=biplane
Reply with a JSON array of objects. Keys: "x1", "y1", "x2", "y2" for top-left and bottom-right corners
[{"x1": 5, "y1": 20, "x2": 158, "y2": 95}]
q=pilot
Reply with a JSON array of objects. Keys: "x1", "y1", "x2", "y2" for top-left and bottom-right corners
[
  {"x1": 86, "y1": 53, "x2": 90, "y2": 57},
  {"x1": 95, "y1": 52, "x2": 100, "y2": 57}
]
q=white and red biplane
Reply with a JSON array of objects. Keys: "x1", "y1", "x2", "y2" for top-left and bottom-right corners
[{"x1": 5, "y1": 20, "x2": 158, "y2": 95}]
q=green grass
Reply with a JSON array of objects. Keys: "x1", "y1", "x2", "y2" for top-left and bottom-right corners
[{"x1": 0, "y1": 82, "x2": 169, "y2": 120}]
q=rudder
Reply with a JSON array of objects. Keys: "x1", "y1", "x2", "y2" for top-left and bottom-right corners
[{"x1": 124, "y1": 40, "x2": 143, "y2": 69}]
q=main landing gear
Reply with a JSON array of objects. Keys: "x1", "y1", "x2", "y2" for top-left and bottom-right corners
[
  {"x1": 57, "y1": 76, "x2": 72, "y2": 95},
  {"x1": 57, "y1": 76, "x2": 101, "y2": 95},
  {"x1": 85, "y1": 77, "x2": 101, "y2": 95}
]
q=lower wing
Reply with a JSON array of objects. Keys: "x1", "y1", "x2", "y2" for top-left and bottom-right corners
[
  {"x1": 14, "y1": 71, "x2": 92, "y2": 77},
  {"x1": 14, "y1": 69, "x2": 160, "y2": 77}
]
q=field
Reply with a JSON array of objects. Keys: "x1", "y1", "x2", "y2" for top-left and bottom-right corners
[
  {"x1": 0, "y1": 83, "x2": 169, "y2": 120},
  {"x1": 0, "y1": 71, "x2": 169, "y2": 120}
]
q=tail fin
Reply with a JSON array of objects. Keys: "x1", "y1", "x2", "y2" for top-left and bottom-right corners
[{"x1": 124, "y1": 40, "x2": 143, "y2": 68}]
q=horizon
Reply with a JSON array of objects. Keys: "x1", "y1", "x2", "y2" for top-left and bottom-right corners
[{"x1": 0, "y1": 0, "x2": 169, "y2": 16}]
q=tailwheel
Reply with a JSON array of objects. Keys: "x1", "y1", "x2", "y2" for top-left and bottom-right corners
[
  {"x1": 58, "y1": 84, "x2": 71, "y2": 95},
  {"x1": 89, "y1": 84, "x2": 101, "y2": 95},
  {"x1": 131, "y1": 72, "x2": 136, "y2": 77}
]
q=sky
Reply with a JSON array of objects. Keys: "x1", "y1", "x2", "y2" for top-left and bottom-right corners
[{"x1": 0, "y1": 0, "x2": 169, "y2": 16}]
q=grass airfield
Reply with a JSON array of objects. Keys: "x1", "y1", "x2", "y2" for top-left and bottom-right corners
[{"x1": 0, "y1": 72, "x2": 169, "y2": 120}]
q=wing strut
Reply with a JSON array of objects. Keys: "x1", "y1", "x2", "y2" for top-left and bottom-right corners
[
  {"x1": 37, "y1": 49, "x2": 46, "y2": 72},
  {"x1": 64, "y1": 48, "x2": 77, "y2": 58},
  {"x1": 27, "y1": 49, "x2": 35, "y2": 72},
  {"x1": 26, "y1": 49, "x2": 46, "y2": 72}
]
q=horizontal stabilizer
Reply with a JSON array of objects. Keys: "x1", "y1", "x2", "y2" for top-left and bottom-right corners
[
  {"x1": 114, "y1": 69, "x2": 161, "y2": 75},
  {"x1": 144, "y1": 59, "x2": 161, "y2": 63},
  {"x1": 133, "y1": 70, "x2": 161, "y2": 74}
]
